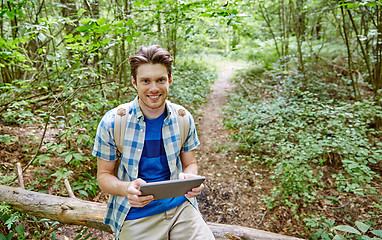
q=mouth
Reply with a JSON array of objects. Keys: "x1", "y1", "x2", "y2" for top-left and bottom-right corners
[{"x1": 148, "y1": 94, "x2": 161, "y2": 101}]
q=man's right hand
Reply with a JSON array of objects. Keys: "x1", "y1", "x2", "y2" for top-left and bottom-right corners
[
  {"x1": 127, "y1": 178, "x2": 154, "y2": 208},
  {"x1": 97, "y1": 158, "x2": 154, "y2": 206}
]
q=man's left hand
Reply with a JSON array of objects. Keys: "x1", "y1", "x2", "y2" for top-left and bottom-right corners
[{"x1": 179, "y1": 173, "x2": 205, "y2": 198}]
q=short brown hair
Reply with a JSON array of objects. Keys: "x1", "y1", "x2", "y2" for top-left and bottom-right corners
[{"x1": 129, "y1": 45, "x2": 173, "y2": 80}]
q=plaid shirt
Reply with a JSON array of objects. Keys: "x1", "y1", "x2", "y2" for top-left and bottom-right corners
[{"x1": 92, "y1": 96, "x2": 200, "y2": 238}]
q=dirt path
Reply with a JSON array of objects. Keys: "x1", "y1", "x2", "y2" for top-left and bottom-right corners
[{"x1": 195, "y1": 61, "x2": 265, "y2": 229}]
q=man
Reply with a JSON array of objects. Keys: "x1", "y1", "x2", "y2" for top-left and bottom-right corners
[{"x1": 92, "y1": 45, "x2": 214, "y2": 240}]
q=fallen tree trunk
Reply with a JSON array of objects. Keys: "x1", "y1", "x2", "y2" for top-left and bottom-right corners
[{"x1": 0, "y1": 185, "x2": 302, "y2": 240}]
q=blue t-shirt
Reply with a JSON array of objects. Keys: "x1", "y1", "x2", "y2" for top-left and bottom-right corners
[{"x1": 126, "y1": 110, "x2": 186, "y2": 220}]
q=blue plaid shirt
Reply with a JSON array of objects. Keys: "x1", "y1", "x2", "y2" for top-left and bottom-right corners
[{"x1": 92, "y1": 96, "x2": 200, "y2": 238}]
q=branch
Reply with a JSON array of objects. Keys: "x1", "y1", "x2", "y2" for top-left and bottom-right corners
[{"x1": 16, "y1": 162, "x2": 25, "y2": 189}]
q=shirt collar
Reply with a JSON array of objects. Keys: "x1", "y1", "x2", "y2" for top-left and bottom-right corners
[
  {"x1": 132, "y1": 96, "x2": 175, "y2": 125},
  {"x1": 132, "y1": 96, "x2": 143, "y2": 120}
]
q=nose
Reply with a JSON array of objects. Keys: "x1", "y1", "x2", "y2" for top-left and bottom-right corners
[{"x1": 149, "y1": 82, "x2": 159, "y2": 92}]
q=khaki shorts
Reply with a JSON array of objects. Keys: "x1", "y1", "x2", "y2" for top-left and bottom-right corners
[{"x1": 119, "y1": 201, "x2": 214, "y2": 240}]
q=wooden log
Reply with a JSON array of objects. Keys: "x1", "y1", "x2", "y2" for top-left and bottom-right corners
[
  {"x1": 0, "y1": 185, "x2": 302, "y2": 240},
  {"x1": 0, "y1": 184, "x2": 110, "y2": 232}
]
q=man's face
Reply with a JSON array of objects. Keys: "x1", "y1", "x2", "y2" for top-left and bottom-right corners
[{"x1": 132, "y1": 63, "x2": 172, "y2": 114}]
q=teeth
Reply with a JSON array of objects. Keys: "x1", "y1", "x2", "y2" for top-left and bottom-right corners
[{"x1": 149, "y1": 95, "x2": 160, "y2": 99}]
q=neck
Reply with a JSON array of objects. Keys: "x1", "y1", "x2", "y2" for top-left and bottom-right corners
[{"x1": 138, "y1": 98, "x2": 166, "y2": 119}]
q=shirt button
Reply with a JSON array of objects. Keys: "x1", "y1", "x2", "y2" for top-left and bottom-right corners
[{"x1": 140, "y1": 129, "x2": 144, "y2": 132}]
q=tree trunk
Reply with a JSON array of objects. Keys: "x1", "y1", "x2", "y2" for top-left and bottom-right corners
[
  {"x1": 60, "y1": 0, "x2": 77, "y2": 35},
  {"x1": 347, "y1": 7, "x2": 374, "y2": 90},
  {"x1": 340, "y1": 4, "x2": 358, "y2": 101},
  {"x1": 259, "y1": 2, "x2": 281, "y2": 58},
  {"x1": 290, "y1": 0, "x2": 305, "y2": 74},
  {"x1": 375, "y1": 6, "x2": 382, "y2": 130},
  {"x1": 0, "y1": 0, "x2": 4, "y2": 38},
  {"x1": 0, "y1": 185, "x2": 303, "y2": 240}
]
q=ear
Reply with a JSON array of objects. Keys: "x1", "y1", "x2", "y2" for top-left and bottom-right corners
[
  {"x1": 169, "y1": 75, "x2": 173, "y2": 85},
  {"x1": 132, "y1": 76, "x2": 137, "y2": 90}
]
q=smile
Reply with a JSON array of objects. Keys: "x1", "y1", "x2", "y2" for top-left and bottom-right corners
[{"x1": 148, "y1": 95, "x2": 161, "y2": 100}]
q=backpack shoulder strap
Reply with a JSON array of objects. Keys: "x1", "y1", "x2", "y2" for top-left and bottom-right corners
[
  {"x1": 172, "y1": 103, "x2": 190, "y2": 149},
  {"x1": 114, "y1": 103, "x2": 130, "y2": 155},
  {"x1": 113, "y1": 102, "x2": 130, "y2": 177}
]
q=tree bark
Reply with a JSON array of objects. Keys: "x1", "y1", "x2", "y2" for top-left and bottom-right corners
[
  {"x1": 340, "y1": 4, "x2": 358, "y2": 101},
  {"x1": 259, "y1": 2, "x2": 281, "y2": 58},
  {"x1": 290, "y1": 0, "x2": 305, "y2": 74},
  {"x1": 347, "y1": 7, "x2": 374, "y2": 90},
  {"x1": 0, "y1": 185, "x2": 302, "y2": 240}
]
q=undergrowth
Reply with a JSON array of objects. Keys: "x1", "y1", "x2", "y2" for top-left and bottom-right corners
[{"x1": 223, "y1": 63, "x2": 382, "y2": 239}]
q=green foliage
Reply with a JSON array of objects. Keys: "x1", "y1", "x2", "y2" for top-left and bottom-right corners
[
  {"x1": 1, "y1": 204, "x2": 66, "y2": 239},
  {"x1": 304, "y1": 216, "x2": 382, "y2": 240},
  {"x1": 170, "y1": 58, "x2": 216, "y2": 113},
  {"x1": 0, "y1": 203, "x2": 26, "y2": 240},
  {"x1": 0, "y1": 134, "x2": 18, "y2": 145},
  {"x1": 73, "y1": 226, "x2": 97, "y2": 240},
  {"x1": 51, "y1": 168, "x2": 73, "y2": 183},
  {"x1": 332, "y1": 221, "x2": 382, "y2": 240},
  {"x1": 71, "y1": 173, "x2": 98, "y2": 198},
  {"x1": 224, "y1": 67, "x2": 382, "y2": 208},
  {"x1": 304, "y1": 216, "x2": 336, "y2": 240}
]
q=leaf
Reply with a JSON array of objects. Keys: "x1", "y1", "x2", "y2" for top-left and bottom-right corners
[
  {"x1": 81, "y1": 18, "x2": 92, "y2": 25},
  {"x1": 5, "y1": 232, "x2": 14, "y2": 240},
  {"x1": 97, "y1": 18, "x2": 106, "y2": 25},
  {"x1": 73, "y1": 153, "x2": 83, "y2": 160},
  {"x1": 133, "y1": 31, "x2": 141, "y2": 37},
  {"x1": 126, "y1": 19, "x2": 134, "y2": 26},
  {"x1": 77, "y1": 8, "x2": 86, "y2": 15},
  {"x1": 77, "y1": 25, "x2": 89, "y2": 32},
  {"x1": 368, "y1": 158, "x2": 377, "y2": 164},
  {"x1": 355, "y1": 221, "x2": 370, "y2": 233},
  {"x1": 126, "y1": 35, "x2": 133, "y2": 43},
  {"x1": 51, "y1": 231, "x2": 56, "y2": 240},
  {"x1": 6, "y1": 11, "x2": 15, "y2": 20},
  {"x1": 360, "y1": 236, "x2": 373, "y2": 240},
  {"x1": 333, "y1": 225, "x2": 361, "y2": 235},
  {"x1": 15, "y1": 224, "x2": 25, "y2": 236},
  {"x1": 333, "y1": 234, "x2": 347, "y2": 240},
  {"x1": 65, "y1": 154, "x2": 73, "y2": 163},
  {"x1": 38, "y1": 33, "x2": 46, "y2": 42},
  {"x1": 371, "y1": 230, "x2": 382, "y2": 238}
]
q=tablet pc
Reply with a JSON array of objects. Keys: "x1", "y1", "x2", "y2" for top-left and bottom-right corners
[{"x1": 139, "y1": 176, "x2": 205, "y2": 200}]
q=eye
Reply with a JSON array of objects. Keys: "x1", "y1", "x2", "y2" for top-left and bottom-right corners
[
  {"x1": 158, "y1": 78, "x2": 166, "y2": 83},
  {"x1": 141, "y1": 79, "x2": 150, "y2": 84}
]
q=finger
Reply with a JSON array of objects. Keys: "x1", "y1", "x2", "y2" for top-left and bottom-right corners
[
  {"x1": 180, "y1": 173, "x2": 198, "y2": 179},
  {"x1": 130, "y1": 195, "x2": 153, "y2": 207},
  {"x1": 138, "y1": 195, "x2": 154, "y2": 202},
  {"x1": 192, "y1": 183, "x2": 204, "y2": 192},
  {"x1": 128, "y1": 178, "x2": 146, "y2": 196},
  {"x1": 185, "y1": 189, "x2": 201, "y2": 198}
]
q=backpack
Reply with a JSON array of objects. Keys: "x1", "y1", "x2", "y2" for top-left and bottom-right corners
[{"x1": 113, "y1": 102, "x2": 190, "y2": 176}]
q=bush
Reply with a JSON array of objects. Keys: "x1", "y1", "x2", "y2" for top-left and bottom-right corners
[{"x1": 224, "y1": 68, "x2": 382, "y2": 208}]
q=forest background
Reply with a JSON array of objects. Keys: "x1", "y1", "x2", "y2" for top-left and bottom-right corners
[{"x1": 0, "y1": 0, "x2": 382, "y2": 239}]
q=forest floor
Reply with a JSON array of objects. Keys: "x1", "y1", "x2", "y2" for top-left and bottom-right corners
[
  {"x1": 195, "y1": 61, "x2": 266, "y2": 228},
  {"x1": 194, "y1": 61, "x2": 300, "y2": 236}
]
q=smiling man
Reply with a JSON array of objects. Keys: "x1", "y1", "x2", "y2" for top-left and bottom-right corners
[{"x1": 92, "y1": 45, "x2": 214, "y2": 240}]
